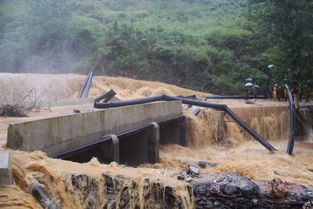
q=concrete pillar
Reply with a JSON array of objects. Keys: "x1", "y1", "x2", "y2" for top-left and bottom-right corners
[
  {"x1": 147, "y1": 122, "x2": 160, "y2": 163},
  {"x1": 107, "y1": 135, "x2": 120, "y2": 164},
  {"x1": 0, "y1": 151, "x2": 14, "y2": 185}
]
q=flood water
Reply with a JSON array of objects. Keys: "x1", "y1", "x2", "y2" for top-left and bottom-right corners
[{"x1": 0, "y1": 74, "x2": 312, "y2": 208}]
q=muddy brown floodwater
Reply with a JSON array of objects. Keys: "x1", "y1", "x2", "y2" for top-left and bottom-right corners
[{"x1": 0, "y1": 73, "x2": 313, "y2": 208}]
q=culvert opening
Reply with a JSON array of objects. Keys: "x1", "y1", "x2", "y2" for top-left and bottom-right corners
[{"x1": 53, "y1": 115, "x2": 186, "y2": 166}]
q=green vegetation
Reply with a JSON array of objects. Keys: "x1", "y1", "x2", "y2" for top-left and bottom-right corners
[
  {"x1": 247, "y1": 0, "x2": 313, "y2": 89},
  {"x1": 0, "y1": 0, "x2": 312, "y2": 94}
]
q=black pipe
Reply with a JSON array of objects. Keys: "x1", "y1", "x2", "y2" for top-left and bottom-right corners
[
  {"x1": 94, "y1": 89, "x2": 116, "y2": 103},
  {"x1": 176, "y1": 95, "x2": 197, "y2": 99},
  {"x1": 51, "y1": 136, "x2": 112, "y2": 159},
  {"x1": 205, "y1": 95, "x2": 266, "y2": 99},
  {"x1": 94, "y1": 95, "x2": 164, "y2": 108},
  {"x1": 30, "y1": 184, "x2": 60, "y2": 209},
  {"x1": 285, "y1": 84, "x2": 296, "y2": 155},
  {"x1": 83, "y1": 72, "x2": 93, "y2": 97},
  {"x1": 77, "y1": 73, "x2": 89, "y2": 98},
  {"x1": 52, "y1": 124, "x2": 154, "y2": 159},
  {"x1": 95, "y1": 95, "x2": 277, "y2": 152}
]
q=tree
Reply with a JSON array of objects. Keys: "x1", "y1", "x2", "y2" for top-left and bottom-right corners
[{"x1": 247, "y1": 0, "x2": 313, "y2": 88}]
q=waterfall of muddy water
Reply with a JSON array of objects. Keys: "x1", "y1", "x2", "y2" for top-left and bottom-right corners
[
  {"x1": 0, "y1": 151, "x2": 194, "y2": 209},
  {"x1": 143, "y1": 106, "x2": 313, "y2": 187}
]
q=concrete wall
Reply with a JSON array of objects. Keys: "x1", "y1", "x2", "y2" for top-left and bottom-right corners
[
  {"x1": 6, "y1": 101, "x2": 182, "y2": 156},
  {"x1": 0, "y1": 151, "x2": 13, "y2": 185}
]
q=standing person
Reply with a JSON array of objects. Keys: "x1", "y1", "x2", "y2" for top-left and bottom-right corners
[
  {"x1": 276, "y1": 85, "x2": 282, "y2": 101},
  {"x1": 245, "y1": 82, "x2": 253, "y2": 100},
  {"x1": 252, "y1": 84, "x2": 260, "y2": 99},
  {"x1": 298, "y1": 87, "x2": 303, "y2": 102},
  {"x1": 304, "y1": 88, "x2": 310, "y2": 103},
  {"x1": 273, "y1": 85, "x2": 277, "y2": 100},
  {"x1": 283, "y1": 88, "x2": 287, "y2": 101}
]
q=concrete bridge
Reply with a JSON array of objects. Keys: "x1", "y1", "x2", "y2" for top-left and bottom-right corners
[{"x1": 6, "y1": 101, "x2": 187, "y2": 166}]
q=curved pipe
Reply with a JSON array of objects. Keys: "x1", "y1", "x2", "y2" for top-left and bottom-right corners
[
  {"x1": 83, "y1": 72, "x2": 93, "y2": 97},
  {"x1": 94, "y1": 95, "x2": 165, "y2": 108},
  {"x1": 285, "y1": 84, "x2": 296, "y2": 155},
  {"x1": 206, "y1": 95, "x2": 266, "y2": 99},
  {"x1": 94, "y1": 95, "x2": 277, "y2": 152},
  {"x1": 94, "y1": 89, "x2": 117, "y2": 103},
  {"x1": 77, "y1": 73, "x2": 89, "y2": 98},
  {"x1": 30, "y1": 184, "x2": 60, "y2": 209}
]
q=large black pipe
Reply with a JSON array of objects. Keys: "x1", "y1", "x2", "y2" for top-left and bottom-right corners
[
  {"x1": 94, "y1": 89, "x2": 117, "y2": 103},
  {"x1": 285, "y1": 84, "x2": 296, "y2": 155},
  {"x1": 83, "y1": 72, "x2": 93, "y2": 97},
  {"x1": 94, "y1": 95, "x2": 164, "y2": 108},
  {"x1": 77, "y1": 73, "x2": 89, "y2": 98},
  {"x1": 30, "y1": 184, "x2": 60, "y2": 209},
  {"x1": 206, "y1": 95, "x2": 266, "y2": 99},
  {"x1": 95, "y1": 95, "x2": 277, "y2": 152}
]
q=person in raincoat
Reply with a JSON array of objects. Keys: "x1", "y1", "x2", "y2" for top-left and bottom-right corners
[
  {"x1": 273, "y1": 85, "x2": 277, "y2": 100},
  {"x1": 245, "y1": 82, "x2": 253, "y2": 100}
]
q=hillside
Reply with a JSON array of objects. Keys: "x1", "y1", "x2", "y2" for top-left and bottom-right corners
[{"x1": 0, "y1": 0, "x2": 268, "y2": 95}]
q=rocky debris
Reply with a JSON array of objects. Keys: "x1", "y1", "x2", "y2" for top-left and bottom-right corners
[
  {"x1": 176, "y1": 164, "x2": 200, "y2": 182},
  {"x1": 273, "y1": 170, "x2": 281, "y2": 175},
  {"x1": 303, "y1": 201, "x2": 313, "y2": 209},
  {"x1": 188, "y1": 164, "x2": 200, "y2": 177},
  {"x1": 192, "y1": 173, "x2": 313, "y2": 209},
  {"x1": 245, "y1": 100, "x2": 255, "y2": 104},
  {"x1": 73, "y1": 109, "x2": 81, "y2": 113},
  {"x1": 189, "y1": 106, "x2": 201, "y2": 116},
  {"x1": 257, "y1": 179, "x2": 313, "y2": 209},
  {"x1": 198, "y1": 161, "x2": 218, "y2": 168},
  {"x1": 271, "y1": 178, "x2": 289, "y2": 198},
  {"x1": 193, "y1": 172, "x2": 262, "y2": 209},
  {"x1": 50, "y1": 172, "x2": 313, "y2": 209}
]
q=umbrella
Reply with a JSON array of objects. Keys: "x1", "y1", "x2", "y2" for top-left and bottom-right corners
[
  {"x1": 245, "y1": 83, "x2": 253, "y2": 87},
  {"x1": 245, "y1": 78, "x2": 253, "y2": 82},
  {"x1": 252, "y1": 84, "x2": 260, "y2": 89}
]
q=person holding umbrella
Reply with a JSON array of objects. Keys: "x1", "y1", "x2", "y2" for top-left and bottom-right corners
[
  {"x1": 252, "y1": 84, "x2": 260, "y2": 99},
  {"x1": 244, "y1": 78, "x2": 253, "y2": 100}
]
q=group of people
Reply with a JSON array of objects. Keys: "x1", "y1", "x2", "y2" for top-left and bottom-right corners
[
  {"x1": 244, "y1": 78, "x2": 311, "y2": 102},
  {"x1": 272, "y1": 85, "x2": 310, "y2": 102}
]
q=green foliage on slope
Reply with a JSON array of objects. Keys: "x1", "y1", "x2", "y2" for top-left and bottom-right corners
[
  {"x1": 247, "y1": 0, "x2": 313, "y2": 88},
  {"x1": 0, "y1": 0, "x2": 287, "y2": 94}
]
